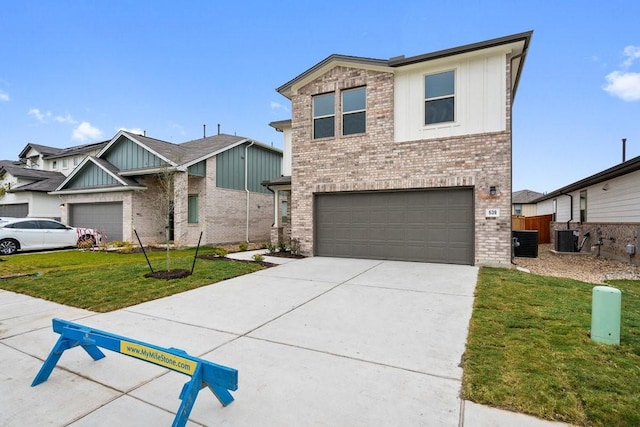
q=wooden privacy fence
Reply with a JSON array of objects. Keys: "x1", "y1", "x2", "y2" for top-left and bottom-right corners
[{"x1": 512, "y1": 214, "x2": 552, "y2": 244}]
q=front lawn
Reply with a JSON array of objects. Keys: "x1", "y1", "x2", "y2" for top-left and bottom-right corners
[
  {"x1": 463, "y1": 267, "x2": 640, "y2": 426},
  {"x1": 0, "y1": 248, "x2": 263, "y2": 312}
]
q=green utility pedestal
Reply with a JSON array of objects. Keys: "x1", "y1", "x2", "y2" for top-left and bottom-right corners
[{"x1": 591, "y1": 286, "x2": 621, "y2": 345}]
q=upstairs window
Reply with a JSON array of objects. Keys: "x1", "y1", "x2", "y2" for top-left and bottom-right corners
[
  {"x1": 62, "y1": 159, "x2": 69, "y2": 169},
  {"x1": 425, "y1": 70, "x2": 455, "y2": 125},
  {"x1": 313, "y1": 93, "x2": 335, "y2": 139},
  {"x1": 51, "y1": 160, "x2": 57, "y2": 170},
  {"x1": 342, "y1": 87, "x2": 366, "y2": 135}
]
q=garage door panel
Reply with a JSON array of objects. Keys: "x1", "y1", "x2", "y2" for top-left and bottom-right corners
[
  {"x1": 315, "y1": 189, "x2": 473, "y2": 265},
  {"x1": 70, "y1": 203, "x2": 123, "y2": 241},
  {"x1": 0, "y1": 203, "x2": 29, "y2": 217}
]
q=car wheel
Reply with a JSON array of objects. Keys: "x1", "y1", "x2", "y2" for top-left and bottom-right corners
[
  {"x1": 0, "y1": 239, "x2": 19, "y2": 255},
  {"x1": 77, "y1": 235, "x2": 96, "y2": 248}
]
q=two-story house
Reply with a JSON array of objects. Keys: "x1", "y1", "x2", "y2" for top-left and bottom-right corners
[
  {"x1": 266, "y1": 31, "x2": 532, "y2": 265},
  {"x1": 0, "y1": 141, "x2": 107, "y2": 218}
]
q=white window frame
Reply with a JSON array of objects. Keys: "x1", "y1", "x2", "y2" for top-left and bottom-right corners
[{"x1": 424, "y1": 69, "x2": 456, "y2": 126}]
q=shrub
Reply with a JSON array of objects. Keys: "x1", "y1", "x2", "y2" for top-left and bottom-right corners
[
  {"x1": 278, "y1": 239, "x2": 288, "y2": 252},
  {"x1": 265, "y1": 241, "x2": 277, "y2": 254},
  {"x1": 289, "y1": 238, "x2": 301, "y2": 255},
  {"x1": 211, "y1": 247, "x2": 228, "y2": 257},
  {"x1": 239, "y1": 242, "x2": 249, "y2": 252},
  {"x1": 252, "y1": 253, "x2": 265, "y2": 263}
]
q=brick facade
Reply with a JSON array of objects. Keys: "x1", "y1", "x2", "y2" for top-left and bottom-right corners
[
  {"x1": 60, "y1": 161, "x2": 274, "y2": 247},
  {"x1": 551, "y1": 222, "x2": 640, "y2": 266},
  {"x1": 290, "y1": 64, "x2": 513, "y2": 266}
]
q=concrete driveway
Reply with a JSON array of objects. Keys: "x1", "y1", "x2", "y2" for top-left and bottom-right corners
[{"x1": 0, "y1": 255, "x2": 565, "y2": 426}]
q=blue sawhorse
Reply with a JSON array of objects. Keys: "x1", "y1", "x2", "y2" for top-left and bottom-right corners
[{"x1": 32, "y1": 318, "x2": 238, "y2": 427}]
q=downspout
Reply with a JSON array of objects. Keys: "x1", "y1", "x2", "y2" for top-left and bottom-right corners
[
  {"x1": 245, "y1": 141, "x2": 255, "y2": 243},
  {"x1": 560, "y1": 192, "x2": 573, "y2": 230},
  {"x1": 509, "y1": 53, "x2": 524, "y2": 262}
]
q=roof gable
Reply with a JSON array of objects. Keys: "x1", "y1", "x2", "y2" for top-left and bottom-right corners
[
  {"x1": 54, "y1": 156, "x2": 143, "y2": 193},
  {"x1": 102, "y1": 134, "x2": 171, "y2": 171},
  {"x1": 277, "y1": 31, "x2": 532, "y2": 99}
]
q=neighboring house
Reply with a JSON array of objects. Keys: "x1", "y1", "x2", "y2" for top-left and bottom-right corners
[
  {"x1": 19, "y1": 141, "x2": 107, "y2": 176},
  {"x1": 51, "y1": 130, "x2": 282, "y2": 247},
  {"x1": 534, "y1": 155, "x2": 640, "y2": 264},
  {"x1": 512, "y1": 189, "x2": 543, "y2": 216},
  {"x1": 265, "y1": 31, "x2": 533, "y2": 266},
  {"x1": 0, "y1": 141, "x2": 107, "y2": 218},
  {"x1": 0, "y1": 161, "x2": 65, "y2": 218}
]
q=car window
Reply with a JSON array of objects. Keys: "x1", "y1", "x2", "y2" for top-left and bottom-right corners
[
  {"x1": 5, "y1": 220, "x2": 39, "y2": 229},
  {"x1": 37, "y1": 220, "x2": 69, "y2": 230}
]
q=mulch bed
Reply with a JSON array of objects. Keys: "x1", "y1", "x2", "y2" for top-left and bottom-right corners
[
  {"x1": 264, "y1": 251, "x2": 305, "y2": 259},
  {"x1": 144, "y1": 269, "x2": 191, "y2": 280},
  {"x1": 197, "y1": 254, "x2": 278, "y2": 268}
]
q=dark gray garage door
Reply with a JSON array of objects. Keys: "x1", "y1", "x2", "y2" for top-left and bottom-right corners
[
  {"x1": 70, "y1": 202, "x2": 123, "y2": 241},
  {"x1": 0, "y1": 203, "x2": 28, "y2": 218},
  {"x1": 315, "y1": 189, "x2": 474, "y2": 264}
]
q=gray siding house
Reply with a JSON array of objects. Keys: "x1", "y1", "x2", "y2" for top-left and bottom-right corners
[
  {"x1": 53, "y1": 130, "x2": 282, "y2": 247},
  {"x1": 269, "y1": 31, "x2": 532, "y2": 266},
  {"x1": 535, "y1": 154, "x2": 640, "y2": 264}
]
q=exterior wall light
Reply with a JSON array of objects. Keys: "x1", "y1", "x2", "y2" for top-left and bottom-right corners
[{"x1": 489, "y1": 186, "x2": 497, "y2": 196}]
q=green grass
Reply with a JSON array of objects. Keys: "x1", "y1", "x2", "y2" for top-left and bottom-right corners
[
  {"x1": 463, "y1": 267, "x2": 640, "y2": 426},
  {"x1": 0, "y1": 248, "x2": 263, "y2": 312}
]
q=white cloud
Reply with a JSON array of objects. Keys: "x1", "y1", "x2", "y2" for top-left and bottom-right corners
[
  {"x1": 270, "y1": 101, "x2": 290, "y2": 112},
  {"x1": 28, "y1": 108, "x2": 52, "y2": 122},
  {"x1": 54, "y1": 113, "x2": 77, "y2": 124},
  {"x1": 118, "y1": 127, "x2": 144, "y2": 135},
  {"x1": 0, "y1": 91, "x2": 8, "y2": 102},
  {"x1": 72, "y1": 121, "x2": 103, "y2": 142},
  {"x1": 603, "y1": 45, "x2": 640, "y2": 101},
  {"x1": 622, "y1": 45, "x2": 640, "y2": 68},
  {"x1": 603, "y1": 71, "x2": 640, "y2": 101}
]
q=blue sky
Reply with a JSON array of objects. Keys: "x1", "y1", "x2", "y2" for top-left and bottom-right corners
[{"x1": 1, "y1": 1, "x2": 638, "y2": 193}]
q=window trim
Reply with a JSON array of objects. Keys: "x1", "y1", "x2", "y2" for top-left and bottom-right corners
[
  {"x1": 580, "y1": 190, "x2": 587, "y2": 223},
  {"x1": 187, "y1": 194, "x2": 199, "y2": 224},
  {"x1": 312, "y1": 92, "x2": 335, "y2": 139},
  {"x1": 342, "y1": 86, "x2": 366, "y2": 136},
  {"x1": 424, "y1": 69, "x2": 456, "y2": 126}
]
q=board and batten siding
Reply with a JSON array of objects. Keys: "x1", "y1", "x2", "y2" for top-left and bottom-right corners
[
  {"x1": 394, "y1": 49, "x2": 507, "y2": 142},
  {"x1": 66, "y1": 163, "x2": 118, "y2": 189},
  {"x1": 104, "y1": 136, "x2": 168, "y2": 171},
  {"x1": 216, "y1": 144, "x2": 282, "y2": 194}
]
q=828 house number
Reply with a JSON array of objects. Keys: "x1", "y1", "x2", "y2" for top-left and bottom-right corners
[{"x1": 485, "y1": 208, "x2": 500, "y2": 218}]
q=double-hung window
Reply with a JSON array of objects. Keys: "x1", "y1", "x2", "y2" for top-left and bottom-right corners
[
  {"x1": 425, "y1": 70, "x2": 455, "y2": 125},
  {"x1": 313, "y1": 93, "x2": 335, "y2": 139},
  {"x1": 342, "y1": 87, "x2": 366, "y2": 135}
]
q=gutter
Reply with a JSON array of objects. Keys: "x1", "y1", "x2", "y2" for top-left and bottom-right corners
[{"x1": 244, "y1": 141, "x2": 255, "y2": 243}]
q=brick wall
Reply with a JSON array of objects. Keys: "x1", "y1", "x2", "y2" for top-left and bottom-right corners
[
  {"x1": 290, "y1": 63, "x2": 513, "y2": 266},
  {"x1": 61, "y1": 162, "x2": 274, "y2": 247},
  {"x1": 552, "y1": 222, "x2": 640, "y2": 266}
]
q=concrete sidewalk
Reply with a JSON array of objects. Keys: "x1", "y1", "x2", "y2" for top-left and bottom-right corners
[{"x1": 0, "y1": 257, "x2": 567, "y2": 426}]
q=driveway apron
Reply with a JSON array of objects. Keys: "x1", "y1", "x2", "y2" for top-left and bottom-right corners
[{"x1": 1, "y1": 257, "x2": 479, "y2": 426}]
